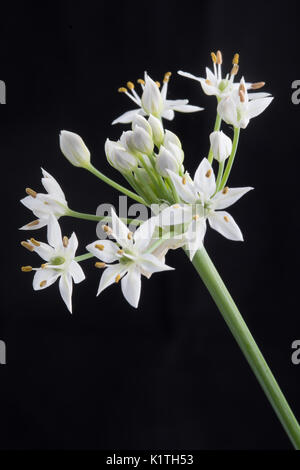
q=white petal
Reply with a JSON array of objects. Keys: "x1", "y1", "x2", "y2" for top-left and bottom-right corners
[
  {"x1": 208, "y1": 211, "x2": 243, "y2": 241},
  {"x1": 193, "y1": 158, "x2": 216, "y2": 198},
  {"x1": 178, "y1": 70, "x2": 202, "y2": 83},
  {"x1": 41, "y1": 168, "x2": 66, "y2": 200},
  {"x1": 247, "y1": 97, "x2": 273, "y2": 119},
  {"x1": 67, "y1": 232, "x2": 79, "y2": 258},
  {"x1": 33, "y1": 268, "x2": 59, "y2": 290},
  {"x1": 133, "y1": 217, "x2": 156, "y2": 252},
  {"x1": 121, "y1": 267, "x2": 141, "y2": 308},
  {"x1": 47, "y1": 214, "x2": 63, "y2": 249},
  {"x1": 184, "y1": 218, "x2": 207, "y2": 260},
  {"x1": 69, "y1": 260, "x2": 85, "y2": 284},
  {"x1": 97, "y1": 264, "x2": 126, "y2": 296},
  {"x1": 86, "y1": 239, "x2": 119, "y2": 263},
  {"x1": 138, "y1": 253, "x2": 174, "y2": 275},
  {"x1": 112, "y1": 109, "x2": 143, "y2": 125},
  {"x1": 59, "y1": 273, "x2": 73, "y2": 313},
  {"x1": 248, "y1": 92, "x2": 271, "y2": 100},
  {"x1": 157, "y1": 204, "x2": 190, "y2": 226},
  {"x1": 212, "y1": 187, "x2": 253, "y2": 210},
  {"x1": 19, "y1": 218, "x2": 48, "y2": 231},
  {"x1": 200, "y1": 79, "x2": 219, "y2": 96},
  {"x1": 30, "y1": 241, "x2": 55, "y2": 261},
  {"x1": 167, "y1": 170, "x2": 197, "y2": 203},
  {"x1": 111, "y1": 208, "x2": 131, "y2": 247},
  {"x1": 171, "y1": 104, "x2": 204, "y2": 113}
]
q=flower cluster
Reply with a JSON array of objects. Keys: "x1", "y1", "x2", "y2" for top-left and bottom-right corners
[{"x1": 20, "y1": 50, "x2": 273, "y2": 312}]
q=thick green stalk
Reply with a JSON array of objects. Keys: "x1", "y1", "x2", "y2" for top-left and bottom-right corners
[
  {"x1": 66, "y1": 209, "x2": 142, "y2": 226},
  {"x1": 219, "y1": 127, "x2": 240, "y2": 189},
  {"x1": 74, "y1": 252, "x2": 94, "y2": 262},
  {"x1": 85, "y1": 163, "x2": 146, "y2": 205},
  {"x1": 215, "y1": 161, "x2": 225, "y2": 193},
  {"x1": 190, "y1": 247, "x2": 300, "y2": 449},
  {"x1": 207, "y1": 112, "x2": 222, "y2": 164}
]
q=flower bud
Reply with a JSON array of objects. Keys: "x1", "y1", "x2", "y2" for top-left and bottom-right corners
[
  {"x1": 132, "y1": 115, "x2": 152, "y2": 136},
  {"x1": 148, "y1": 115, "x2": 164, "y2": 147},
  {"x1": 141, "y1": 73, "x2": 163, "y2": 117},
  {"x1": 121, "y1": 126, "x2": 154, "y2": 156},
  {"x1": 59, "y1": 130, "x2": 91, "y2": 168},
  {"x1": 105, "y1": 139, "x2": 137, "y2": 172},
  {"x1": 209, "y1": 130, "x2": 232, "y2": 162},
  {"x1": 156, "y1": 145, "x2": 181, "y2": 177},
  {"x1": 163, "y1": 130, "x2": 182, "y2": 149}
]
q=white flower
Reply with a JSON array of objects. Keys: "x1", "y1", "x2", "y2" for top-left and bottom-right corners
[
  {"x1": 112, "y1": 72, "x2": 203, "y2": 125},
  {"x1": 105, "y1": 138, "x2": 138, "y2": 172},
  {"x1": 164, "y1": 158, "x2": 253, "y2": 260},
  {"x1": 86, "y1": 209, "x2": 174, "y2": 308},
  {"x1": 156, "y1": 145, "x2": 183, "y2": 177},
  {"x1": 21, "y1": 215, "x2": 85, "y2": 313},
  {"x1": 178, "y1": 50, "x2": 271, "y2": 101},
  {"x1": 20, "y1": 169, "x2": 69, "y2": 230},
  {"x1": 59, "y1": 130, "x2": 91, "y2": 168},
  {"x1": 209, "y1": 131, "x2": 232, "y2": 162},
  {"x1": 217, "y1": 77, "x2": 273, "y2": 129}
]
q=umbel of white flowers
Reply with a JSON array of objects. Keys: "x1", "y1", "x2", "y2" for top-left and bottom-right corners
[{"x1": 20, "y1": 49, "x2": 274, "y2": 313}]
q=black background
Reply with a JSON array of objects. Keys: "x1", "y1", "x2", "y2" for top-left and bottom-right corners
[{"x1": 0, "y1": 0, "x2": 300, "y2": 450}]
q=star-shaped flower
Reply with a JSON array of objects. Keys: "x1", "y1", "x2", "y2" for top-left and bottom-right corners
[
  {"x1": 20, "y1": 169, "x2": 69, "y2": 230},
  {"x1": 163, "y1": 158, "x2": 253, "y2": 259},
  {"x1": 112, "y1": 72, "x2": 203, "y2": 125},
  {"x1": 21, "y1": 215, "x2": 85, "y2": 313},
  {"x1": 178, "y1": 50, "x2": 271, "y2": 101},
  {"x1": 86, "y1": 209, "x2": 174, "y2": 308}
]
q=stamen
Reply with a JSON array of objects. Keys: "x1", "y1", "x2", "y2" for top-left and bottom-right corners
[
  {"x1": 21, "y1": 241, "x2": 34, "y2": 252},
  {"x1": 115, "y1": 274, "x2": 121, "y2": 283},
  {"x1": 40, "y1": 280, "x2": 47, "y2": 287},
  {"x1": 117, "y1": 249, "x2": 124, "y2": 255},
  {"x1": 127, "y1": 232, "x2": 133, "y2": 240},
  {"x1": 137, "y1": 78, "x2": 145, "y2": 85},
  {"x1": 21, "y1": 266, "x2": 33, "y2": 272},
  {"x1": 30, "y1": 238, "x2": 40, "y2": 247},
  {"x1": 163, "y1": 72, "x2": 172, "y2": 83},
  {"x1": 239, "y1": 82, "x2": 246, "y2": 94},
  {"x1": 211, "y1": 52, "x2": 217, "y2": 63},
  {"x1": 25, "y1": 188, "x2": 37, "y2": 198},
  {"x1": 239, "y1": 90, "x2": 245, "y2": 102},
  {"x1": 205, "y1": 169, "x2": 212, "y2": 178},
  {"x1": 193, "y1": 215, "x2": 199, "y2": 221},
  {"x1": 95, "y1": 244, "x2": 104, "y2": 251},
  {"x1": 127, "y1": 81, "x2": 134, "y2": 90},
  {"x1": 232, "y1": 53, "x2": 239, "y2": 65},
  {"x1": 95, "y1": 262, "x2": 106, "y2": 269},
  {"x1": 44, "y1": 201, "x2": 49, "y2": 205},
  {"x1": 205, "y1": 79, "x2": 212, "y2": 85},
  {"x1": 230, "y1": 64, "x2": 239, "y2": 76},
  {"x1": 251, "y1": 81, "x2": 265, "y2": 90},
  {"x1": 224, "y1": 216, "x2": 230, "y2": 222},
  {"x1": 41, "y1": 263, "x2": 48, "y2": 269},
  {"x1": 102, "y1": 225, "x2": 112, "y2": 234},
  {"x1": 155, "y1": 81, "x2": 161, "y2": 88},
  {"x1": 118, "y1": 87, "x2": 127, "y2": 93},
  {"x1": 182, "y1": 176, "x2": 186, "y2": 185},
  {"x1": 216, "y1": 50, "x2": 223, "y2": 64},
  {"x1": 63, "y1": 236, "x2": 69, "y2": 248},
  {"x1": 173, "y1": 204, "x2": 180, "y2": 209},
  {"x1": 222, "y1": 186, "x2": 229, "y2": 194},
  {"x1": 27, "y1": 220, "x2": 40, "y2": 227}
]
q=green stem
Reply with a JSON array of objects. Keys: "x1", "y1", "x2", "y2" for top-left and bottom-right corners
[
  {"x1": 190, "y1": 247, "x2": 300, "y2": 449},
  {"x1": 74, "y1": 252, "x2": 94, "y2": 262},
  {"x1": 66, "y1": 209, "x2": 142, "y2": 226},
  {"x1": 219, "y1": 127, "x2": 240, "y2": 190},
  {"x1": 85, "y1": 163, "x2": 146, "y2": 205},
  {"x1": 215, "y1": 161, "x2": 225, "y2": 193},
  {"x1": 207, "y1": 112, "x2": 222, "y2": 164}
]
